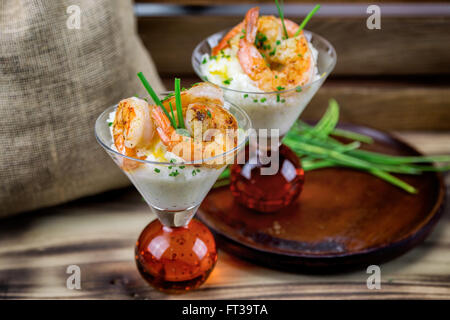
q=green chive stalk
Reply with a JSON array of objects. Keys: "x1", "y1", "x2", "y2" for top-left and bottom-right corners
[
  {"x1": 174, "y1": 78, "x2": 185, "y2": 129},
  {"x1": 213, "y1": 99, "x2": 449, "y2": 193},
  {"x1": 275, "y1": 0, "x2": 289, "y2": 39},
  {"x1": 294, "y1": 4, "x2": 321, "y2": 37},
  {"x1": 137, "y1": 72, "x2": 173, "y2": 123}
]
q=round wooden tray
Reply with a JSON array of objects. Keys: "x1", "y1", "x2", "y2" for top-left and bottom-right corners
[{"x1": 198, "y1": 124, "x2": 446, "y2": 272}]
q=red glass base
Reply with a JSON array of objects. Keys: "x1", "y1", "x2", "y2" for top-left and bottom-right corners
[
  {"x1": 135, "y1": 219, "x2": 217, "y2": 293},
  {"x1": 230, "y1": 144, "x2": 304, "y2": 213}
]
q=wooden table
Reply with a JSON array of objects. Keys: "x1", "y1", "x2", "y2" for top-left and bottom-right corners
[{"x1": 0, "y1": 132, "x2": 448, "y2": 300}]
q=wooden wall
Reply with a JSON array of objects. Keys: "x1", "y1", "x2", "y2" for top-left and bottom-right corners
[{"x1": 136, "y1": 2, "x2": 450, "y2": 131}]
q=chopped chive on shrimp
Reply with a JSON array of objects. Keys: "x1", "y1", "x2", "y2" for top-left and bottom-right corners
[{"x1": 154, "y1": 168, "x2": 160, "y2": 173}]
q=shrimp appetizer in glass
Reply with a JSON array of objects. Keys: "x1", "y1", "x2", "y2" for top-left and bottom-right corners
[
  {"x1": 194, "y1": 5, "x2": 334, "y2": 137},
  {"x1": 192, "y1": 3, "x2": 336, "y2": 212},
  {"x1": 95, "y1": 75, "x2": 251, "y2": 292}
]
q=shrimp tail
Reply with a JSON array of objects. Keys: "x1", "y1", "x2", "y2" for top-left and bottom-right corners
[
  {"x1": 244, "y1": 7, "x2": 259, "y2": 43},
  {"x1": 151, "y1": 107, "x2": 174, "y2": 146},
  {"x1": 212, "y1": 22, "x2": 244, "y2": 56}
]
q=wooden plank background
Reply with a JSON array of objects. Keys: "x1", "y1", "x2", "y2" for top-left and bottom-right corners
[
  {"x1": 139, "y1": 16, "x2": 450, "y2": 76},
  {"x1": 138, "y1": 3, "x2": 450, "y2": 131},
  {"x1": 0, "y1": 133, "x2": 448, "y2": 299}
]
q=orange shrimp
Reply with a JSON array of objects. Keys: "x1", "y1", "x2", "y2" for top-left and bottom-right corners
[
  {"x1": 237, "y1": 7, "x2": 314, "y2": 91},
  {"x1": 212, "y1": 22, "x2": 244, "y2": 56},
  {"x1": 113, "y1": 97, "x2": 155, "y2": 170},
  {"x1": 151, "y1": 102, "x2": 238, "y2": 166}
]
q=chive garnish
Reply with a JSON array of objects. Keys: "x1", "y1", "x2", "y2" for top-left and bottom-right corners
[
  {"x1": 138, "y1": 72, "x2": 180, "y2": 130},
  {"x1": 137, "y1": 72, "x2": 173, "y2": 124},
  {"x1": 261, "y1": 98, "x2": 267, "y2": 103},
  {"x1": 108, "y1": 122, "x2": 113, "y2": 127},
  {"x1": 207, "y1": 110, "x2": 212, "y2": 118},
  {"x1": 276, "y1": 40, "x2": 281, "y2": 45},
  {"x1": 244, "y1": 94, "x2": 249, "y2": 98},
  {"x1": 296, "y1": 86, "x2": 302, "y2": 92},
  {"x1": 295, "y1": 4, "x2": 321, "y2": 37},
  {"x1": 276, "y1": 94, "x2": 281, "y2": 102},
  {"x1": 281, "y1": 99, "x2": 286, "y2": 103},
  {"x1": 275, "y1": 0, "x2": 289, "y2": 39},
  {"x1": 174, "y1": 78, "x2": 185, "y2": 129},
  {"x1": 169, "y1": 170, "x2": 179, "y2": 177},
  {"x1": 202, "y1": 57, "x2": 207, "y2": 64},
  {"x1": 192, "y1": 170, "x2": 197, "y2": 176},
  {"x1": 276, "y1": 86, "x2": 285, "y2": 91},
  {"x1": 168, "y1": 102, "x2": 177, "y2": 128},
  {"x1": 154, "y1": 168, "x2": 160, "y2": 173},
  {"x1": 179, "y1": 165, "x2": 185, "y2": 169},
  {"x1": 223, "y1": 78, "x2": 232, "y2": 85}
]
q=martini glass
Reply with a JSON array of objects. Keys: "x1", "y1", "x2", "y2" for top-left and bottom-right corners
[
  {"x1": 193, "y1": 30, "x2": 336, "y2": 212},
  {"x1": 95, "y1": 98, "x2": 251, "y2": 293}
]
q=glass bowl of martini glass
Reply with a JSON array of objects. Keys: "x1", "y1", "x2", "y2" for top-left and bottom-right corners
[
  {"x1": 95, "y1": 94, "x2": 251, "y2": 293},
  {"x1": 192, "y1": 27, "x2": 336, "y2": 212}
]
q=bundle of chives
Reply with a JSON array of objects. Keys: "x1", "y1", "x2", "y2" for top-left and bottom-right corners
[{"x1": 214, "y1": 100, "x2": 450, "y2": 193}]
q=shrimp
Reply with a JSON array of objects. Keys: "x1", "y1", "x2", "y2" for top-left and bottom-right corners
[
  {"x1": 160, "y1": 82, "x2": 224, "y2": 125},
  {"x1": 237, "y1": 7, "x2": 314, "y2": 91},
  {"x1": 113, "y1": 97, "x2": 155, "y2": 170},
  {"x1": 212, "y1": 22, "x2": 244, "y2": 56},
  {"x1": 151, "y1": 102, "x2": 238, "y2": 166}
]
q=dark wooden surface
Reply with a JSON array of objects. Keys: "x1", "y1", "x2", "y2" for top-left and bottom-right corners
[
  {"x1": 0, "y1": 132, "x2": 448, "y2": 299},
  {"x1": 199, "y1": 125, "x2": 446, "y2": 271}
]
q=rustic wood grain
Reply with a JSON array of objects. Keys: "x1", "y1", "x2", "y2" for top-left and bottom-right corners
[
  {"x1": 0, "y1": 133, "x2": 448, "y2": 299},
  {"x1": 162, "y1": 77, "x2": 450, "y2": 131},
  {"x1": 138, "y1": 16, "x2": 450, "y2": 76}
]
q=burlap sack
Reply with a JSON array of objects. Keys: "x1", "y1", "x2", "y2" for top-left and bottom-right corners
[{"x1": 0, "y1": 0, "x2": 164, "y2": 217}]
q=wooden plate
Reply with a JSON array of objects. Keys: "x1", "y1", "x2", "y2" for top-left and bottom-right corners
[{"x1": 198, "y1": 124, "x2": 446, "y2": 272}]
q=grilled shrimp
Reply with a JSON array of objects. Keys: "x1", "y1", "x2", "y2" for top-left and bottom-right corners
[
  {"x1": 161, "y1": 82, "x2": 224, "y2": 125},
  {"x1": 238, "y1": 7, "x2": 314, "y2": 91},
  {"x1": 113, "y1": 97, "x2": 155, "y2": 169},
  {"x1": 213, "y1": 7, "x2": 314, "y2": 91},
  {"x1": 151, "y1": 101, "x2": 238, "y2": 166},
  {"x1": 212, "y1": 21, "x2": 244, "y2": 56}
]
